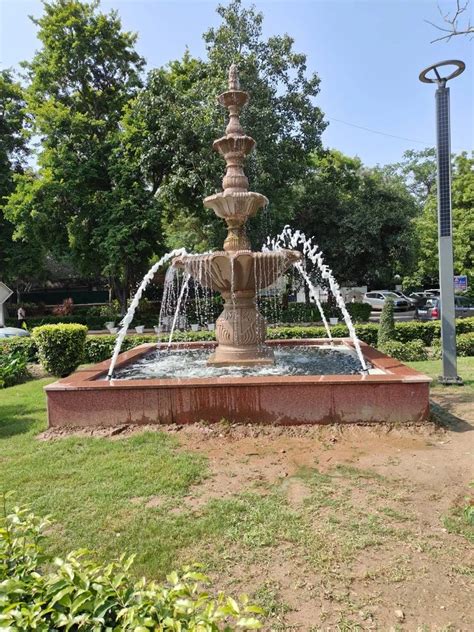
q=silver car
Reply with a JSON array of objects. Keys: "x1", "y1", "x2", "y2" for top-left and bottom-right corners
[
  {"x1": 0, "y1": 327, "x2": 30, "y2": 338},
  {"x1": 363, "y1": 291, "x2": 410, "y2": 311}
]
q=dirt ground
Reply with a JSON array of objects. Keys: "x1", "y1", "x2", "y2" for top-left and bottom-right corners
[{"x1": 41, "y1": 389, "x2": 473, "y2": 631}]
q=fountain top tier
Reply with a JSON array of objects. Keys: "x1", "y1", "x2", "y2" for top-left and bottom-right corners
[{"x1": 203, "y1": 63, "x2": 269, "y2": 252}]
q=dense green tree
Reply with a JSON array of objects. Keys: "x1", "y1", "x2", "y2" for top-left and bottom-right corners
[
  {"x1": 0, "y1": 69, "x2": 45, "y2": 297},
  {"x1": 128, "y1": 0, "x2": 326, "y2": 252},
  {"x1": 293, "y1": 149, "x2": 418, "y2": 288},
  {"x1": 407, "y1": 152, "x2": 474, "y2": 285},
  {"x1": 4, "y1": 0, "x2": 160, "y2": 314},
  {"x1": 383, "y1": 148, "x2": 437, "y2": 205}
]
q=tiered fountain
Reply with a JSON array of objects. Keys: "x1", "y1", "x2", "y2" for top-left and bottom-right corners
[
  {"x1": 44, "y1": 66, "x2": 431, "y2": 428},
  {"x1": 173, "y1": 64, "x2": 300, "y2": 366}
]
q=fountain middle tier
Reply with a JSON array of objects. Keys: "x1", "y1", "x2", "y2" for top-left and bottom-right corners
[{"x1": 173, "y1": 249, "x2": 301, "y2": 366}]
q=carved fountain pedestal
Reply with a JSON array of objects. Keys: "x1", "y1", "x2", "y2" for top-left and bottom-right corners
[{"x1": 174, "y1": 64, "x2": 300, "y2": 366}]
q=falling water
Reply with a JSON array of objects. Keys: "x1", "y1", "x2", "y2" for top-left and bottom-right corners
[
  {"x1": 107, "y1": 248, "x2": 187, "y2": 380},
  {"x1": 267, "y1": 227, "x2": 368, "y2": 373},
  {"x1": 167, "y1": 272, "x2": 191, "y2": 347}
]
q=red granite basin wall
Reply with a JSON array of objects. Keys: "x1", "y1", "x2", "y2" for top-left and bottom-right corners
[{"x1": 44, "y1": 339, "x2": 431, "y2": 427}]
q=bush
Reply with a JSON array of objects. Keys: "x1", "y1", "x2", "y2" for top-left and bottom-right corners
[
  {"x1": 0, "y1": 350, "x2": 29, "y2": 388},
  {"x1": 394, "y1": 321, "x2": 440, "y2": 346},
  {"x1": 345, "y1": 302, "x2": 372, "y2": 323},
  {"x1": 32, "y1": 324, "x2": 88, "y2": 377},
  {"x1": 380, "y1": 339, "x2": 428, "y2": 362},
  {"x1": 0, "y1": 336, "x2": 38, "y2": 363},
  {"x1": 456, "y1": 332, "x2": 474, "y2": 357},
  {"x1": 0, "y1": 498, "x2": 263, "y2": 630},
  {"x1": 377, "y1": 298, "x2": 395, "y2": 347}
]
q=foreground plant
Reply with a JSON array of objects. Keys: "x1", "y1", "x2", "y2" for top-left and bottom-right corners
[{"x1": 0, "y1": 496, "x2": 263, "y2": 630}]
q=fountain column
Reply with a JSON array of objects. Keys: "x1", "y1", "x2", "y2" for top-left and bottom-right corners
[{"x1": 174, "y1": 65, "x2": 300, "y2": 366}]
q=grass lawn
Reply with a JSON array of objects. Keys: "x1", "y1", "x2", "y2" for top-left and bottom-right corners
[
  {"x1": 1, "y1": 359, "x2": 473, "y2": 628},
  {"x1": 408, "y1": 356, "x2": 474, "y2": 390}
]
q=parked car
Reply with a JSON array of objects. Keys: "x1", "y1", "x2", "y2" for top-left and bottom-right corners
[
  {"x1": 363, "y1": 291, "x2": 410, "y2": 311},
  {"x1": 391, "y1": 290, "x2": 417, "y2": 307},
  {"x1": 408, "y1": 291, "x2": 428, "y2": 306},
  {"x1": 424, "y1": 288, "x2": 441, "y2": 297},
  {"x1": 0, "y1": 326, "x2": 30, "y2": 338},
  {"x1": 415, "y1": 296, "x2": 474, "y2": 320}
]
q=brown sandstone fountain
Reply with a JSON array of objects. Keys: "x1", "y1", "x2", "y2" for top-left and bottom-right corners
[
  {"x1": 44, "y1": 65, "x2": 431, "y2": 429},
  {"x1": 174, "y1": 65, "x2": 300, "y2": 366}
]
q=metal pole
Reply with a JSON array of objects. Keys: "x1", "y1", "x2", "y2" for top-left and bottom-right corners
[
  {"x1": 419, "y1": 60, "x2": 465, "y2": 385},
  {"x1": 435, "y1": 82, "x2": 460, "y2": 383}
]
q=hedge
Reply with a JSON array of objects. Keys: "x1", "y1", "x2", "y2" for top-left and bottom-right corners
[
  {"x1": 32, "y1": 324, "x2": 88, "y2": 377},
  {"x1": 2, "y1": 318, "x2": 474, "y2": 366},
  {"x1": 379, "y1": 339, "x2": 428, "y2": 362},
  {"x1": 0, "y1": 499, "x2": 263, "y2": 630}
]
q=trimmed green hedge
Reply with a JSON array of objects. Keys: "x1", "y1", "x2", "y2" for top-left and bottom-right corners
[
  {"x1": 2, "y1": 318, "x2": 474, "y2": 366},
  {"x1": 32, "y1": 324, "x2": 88, "y2": 377},
  {"x1": 380, "y1": 339, "x2": 428, "y2": 362}
]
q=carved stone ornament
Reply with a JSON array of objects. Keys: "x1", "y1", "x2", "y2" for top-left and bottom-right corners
[{"x1": 174, "y1": 66, "x2": 301, "y2": 366}]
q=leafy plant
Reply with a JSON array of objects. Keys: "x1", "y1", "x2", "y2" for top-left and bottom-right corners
[
  {"x1": 0, "y1": 496, "x2": 264, "y2": 630},
  {"x1": 379, "y1": 339, "x2": 428, "y2": 362},
  {"x1": 32, "y1": 324, "x2": 88, "y2": 377},
  {"x1": 52, "y1": 297, "x2": 74, "y2": 316},
  {"x1": 377, "y1": 297, "x2": 396, "y2": 347},
  {"x1": 0, "y1": 350, "x2": 29, "y2": 388}
]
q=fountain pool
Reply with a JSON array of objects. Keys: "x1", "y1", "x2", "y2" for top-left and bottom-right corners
[{"x1": 44, "y1": 65, "x2": 431, "y2": 428}]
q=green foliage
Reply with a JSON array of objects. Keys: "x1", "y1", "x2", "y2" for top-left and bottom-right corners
[
  {"x1": 380, "y1": 339, "x2": 428, "y2": 362},
  {"x1": 406, "y1": 152, "x2": 474, "y2": 286},
  {"x1": 293, "y1": 150, "x2": 419, "y2": 287},
  {"x1": 0, "y1": 336, "x2": 38, "y2": 363},
  {"x1": 377, "y1": 298, "x2": 396, "y2": 347},
  {"x1": 394, "y1": 320, "x2": 441, "y2": 346},
  {"x1": 456, "y1": 332, "x2": 474, "y2": 357},
  {"x1": 32, "y1": 324, "x2": 88, "y2": 376},
  {"x1": 0, "y1": 350, "x2": 29, "y2": 388},
  {"x1": 0, "y1": 497, "x2": 263, "y2": 630},
  {"x1": 4, "y1": 0, "x2": 158, "y2": 315},
  {"x1": 344, "y1": 302, "x2": 372, "y2": 323}
]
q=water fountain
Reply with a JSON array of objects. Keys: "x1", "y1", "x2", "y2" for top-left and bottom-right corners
[{"x1": 45, "y1": 66, "x2": 431, "y2": 428}]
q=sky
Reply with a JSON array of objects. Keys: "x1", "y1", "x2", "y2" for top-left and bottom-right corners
[{"x1": 0, "y1": 0, "x2": 472, "y2": 166}]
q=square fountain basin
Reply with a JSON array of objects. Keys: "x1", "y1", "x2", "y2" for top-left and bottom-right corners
[{"x1": 44, "y1": 339, "x2": 431, "y2": 427}]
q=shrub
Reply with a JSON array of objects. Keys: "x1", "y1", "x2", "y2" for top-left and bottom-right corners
[
  {"x1": 345, "y1": 301, "x2": 372, "y2": 323},
  {"x1": 32, "y1": 324, "x2": 88, "y2": 376},
  {"x1": 0, "y1": 350, "x2": 29, "y2": 388},
  {"x1": 377, "y1": 298, "x2": 395, "y2": 347},
  {"x1": 456, "y1": 332, "x2": 474, "y2": 357},
  {"x1": 380, "y1": 339, "x2": 428, "y2": 362},
  {"x1": 0, "y1": 336, "x2": 38, "y2": 363},
  {"x1": 394, "y1": 321, "x2": 440, "y2": 346},
  {"x1": 0, "y1": 498, "x2": 264, "y2": 630},
  {"x1": 52, "y1": 297, "x2": 74, "y2": 316}
]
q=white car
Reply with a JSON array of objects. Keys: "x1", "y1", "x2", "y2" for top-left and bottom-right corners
[
  {"x1": 363, "y1": 291, "x2": 411, "y2": 311},
  {"x1": 0, "y1": 327, "x2": 30, "y2": 338}
]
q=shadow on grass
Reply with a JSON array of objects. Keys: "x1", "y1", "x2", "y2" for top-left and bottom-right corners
[
  {"x1": 0, "y1": 404, "x2": 45, "y2": 439},
  {"x1": 430, "y1": 401, "x2": 473, "y2": 433}
]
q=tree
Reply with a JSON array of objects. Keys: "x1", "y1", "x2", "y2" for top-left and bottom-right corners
[
  {"x1": 4, "y1": 0, "x2": 160, "y2": 314},
  {"x1": 0, "y1": 69, "x2": 45, "y2": 297},
  {"x1": 383, "y1": 148, "x2": 437, "y2": 206},
  {"x1": 377, "y1": 297, "x2": 395, "y2": 347},
  {"x1": 293, "y1": 150, "x2": 418, "y2": 288},
  {"x1": 128, "y1": 0, "x2": 326, "y2": 252},
  {"x1": 407, "y1": 152, "x2": 474, "y2": 285}
]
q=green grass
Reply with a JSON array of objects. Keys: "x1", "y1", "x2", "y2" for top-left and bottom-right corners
[{"x1": 407, "y1": 356, "x2": 474, "y2": 390}]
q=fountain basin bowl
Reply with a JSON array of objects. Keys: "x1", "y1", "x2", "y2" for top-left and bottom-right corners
[
  {"x1": 44, "y1": 339, "x2": 431, "y2": 428},
  {"x1": 173, "y1": 249, "x2": 301, "y2": 293}
]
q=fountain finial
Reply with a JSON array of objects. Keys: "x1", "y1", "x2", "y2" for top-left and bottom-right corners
[{"x1": 228, "y1": 63, "x2": 240, "y2": 90}]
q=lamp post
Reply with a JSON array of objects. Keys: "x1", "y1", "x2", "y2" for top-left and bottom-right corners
[{"x1": 419, "y1": 60, "x2": 465, "y2": 384}]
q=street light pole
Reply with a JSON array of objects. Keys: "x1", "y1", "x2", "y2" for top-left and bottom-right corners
[{"x1": 419, "y1": 60, "x2": 465, "y2": 385}]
